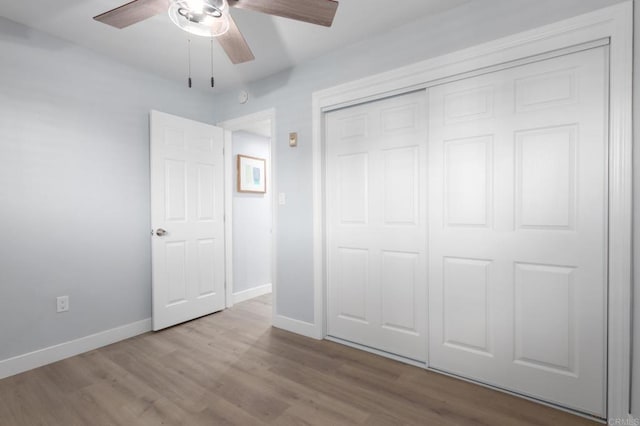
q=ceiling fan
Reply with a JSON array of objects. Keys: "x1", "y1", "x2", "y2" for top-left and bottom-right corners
[{"x1": 93, "y1": 0, "x2": 339, "y2": 64}]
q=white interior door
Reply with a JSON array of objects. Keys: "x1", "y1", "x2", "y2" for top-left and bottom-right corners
[
  {"x1": 326, "y1": 91, "x2": 428, "y2": 362},
  {"x1": 427, "y1": 47, "x2": 608, "y2": 416},
  {"x1": 150, "y1": 110, "x2": 226, "y2": 331}
]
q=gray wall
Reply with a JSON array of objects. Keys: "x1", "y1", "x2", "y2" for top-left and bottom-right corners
[
  {"x1": 0, "y1": 17, "x2": 217, "y2": 361},
  {"x1": 211, "y1": 0, "x2": 626, "y2": 322},
  {"x1": 232, "y1": 131, "x2": 272, "y2": 294}
]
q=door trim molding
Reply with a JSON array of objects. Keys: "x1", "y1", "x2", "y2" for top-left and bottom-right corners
[
  {"x1": 218, "y1": 109, "x2": 277, "y2": 319},
  {"x1": 311, "y1": 2, "x2": 632, "y2": 420}
]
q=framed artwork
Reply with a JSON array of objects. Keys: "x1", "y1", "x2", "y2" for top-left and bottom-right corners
[{"x1": 237, "y1": 154, "x2": 266, "y2": 193}]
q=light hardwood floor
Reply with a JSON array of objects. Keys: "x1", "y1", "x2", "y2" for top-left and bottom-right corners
[{"x1": 0, "y1": 294, "x2": 596, "y2": 425}]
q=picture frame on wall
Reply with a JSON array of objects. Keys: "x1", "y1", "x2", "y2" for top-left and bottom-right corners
[{"x1": 237, "y1": 154, "x2": 266, "y2": 193}]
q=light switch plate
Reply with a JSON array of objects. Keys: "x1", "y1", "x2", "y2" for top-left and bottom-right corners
[
  {"x1": 278, "y1": 193, "x2": 286, "y2": 205},
  {"x1": 289, "y1": 132, "x2": 298, "y2": 147}
]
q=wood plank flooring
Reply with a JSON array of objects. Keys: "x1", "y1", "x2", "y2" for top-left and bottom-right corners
[{"x1": 0, "y1": 294, "x2": 597, "y2": 425}]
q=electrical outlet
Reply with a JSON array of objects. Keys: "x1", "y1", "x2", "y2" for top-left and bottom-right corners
[{"x1": 56, "y1": 296, "x2": 69, "y2": 313}]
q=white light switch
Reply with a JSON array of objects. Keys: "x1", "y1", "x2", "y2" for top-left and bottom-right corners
[{"x1": 278, "y1": 193, "x2": 286, "y2": 205}]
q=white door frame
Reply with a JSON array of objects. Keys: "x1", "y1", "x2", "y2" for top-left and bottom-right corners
[
  {"x1": 218, "y1": 109, "x2": 277, "y2": 316},
  {"x1": 311, "y1": 2, "x2": 632, "y2": 421}
]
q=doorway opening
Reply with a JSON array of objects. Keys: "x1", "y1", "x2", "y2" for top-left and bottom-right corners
[{"x1": 219, "y1": 109, "x2": 277, "y2": 321}]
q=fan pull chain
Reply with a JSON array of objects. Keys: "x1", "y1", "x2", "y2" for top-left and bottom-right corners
[
  {"x1": 187, "y1": 38, "x2": 192, "y2": 88},
  {"x1": 211, "y1": 37, "x2": 216, "y2": 87}
]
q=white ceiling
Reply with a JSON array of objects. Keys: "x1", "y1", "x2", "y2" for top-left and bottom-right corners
[{"x1": 1, "y1": 0, "x2": 470, "y2": 92}]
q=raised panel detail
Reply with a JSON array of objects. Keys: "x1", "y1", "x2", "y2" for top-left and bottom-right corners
[
  {"x1": 383, "y1": 147, "x2": 418, "y2": 225},
  {"x1": 189, "y1": 137, "x2": 214, "y2": 153},
  {"x1": 339, "y1": 115, "x2": 368, "y2": 139},
  {"x1": 514, "y1": 263, "x2": 576, "y2": 375},
  {"x1": 443, "y1": 257, "x2": 492, "y2": 356},
  {"x1": 165, "y1": 160, "x2": 187, "y2": 221},
  {"x1": 445, "y1": 136, "x2": 492, "y2": 227},
  {"x1": 338, "y1": 153, "x2": 368, "y2": 224},
  {"x1": 515, "y1": 69, "x2": 576, "y2": 112},
  {"x1": 516, "y1": 126, "x2": 576, "y2": 229},
  {"x1": 196, "y1": 239, "x2": 216, "y2": 297},
  {"x1": 444, "y1": 86, "x2": 493, "y2": 124},
  {"x1": 197, "y1": 164, "x2": 216, "y2": 221},
  {"x1": 337, "y1": 248, "x2": 369, "y2": 323},
  {"x1": 381, "y1": 251, "x2": 418, "y2": 334},
  {"x1": 382, "y1": 104, "x2": 417, "y2": 132},
  {"x1": 164, "y1": 128, "x2": 185, "y2": 149},
  {"x1": 165, "y1": 241, "x2": 187, "y2": 305}
]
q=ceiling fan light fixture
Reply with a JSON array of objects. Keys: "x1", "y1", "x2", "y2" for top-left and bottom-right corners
[{"x1": 168, "y1": 0, "x2": 230, "y2": 37}]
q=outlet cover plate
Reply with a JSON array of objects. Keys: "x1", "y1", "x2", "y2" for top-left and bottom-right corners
[{"x1": 56, "y1": 296, "x2": 69, "y2": 313}]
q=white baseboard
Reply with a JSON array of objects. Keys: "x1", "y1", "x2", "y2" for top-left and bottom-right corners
[
  {"x1": 272, "y1": 314, "x2": 320, "y2": 340},
  {"x1": 0, "y1": 318, "x2": 152, "y2": 380},
  {"x1": 232, "y1": 283, "x2": 272, "y2": 304}
]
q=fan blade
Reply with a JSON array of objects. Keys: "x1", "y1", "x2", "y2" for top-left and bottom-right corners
[
  {"x1": 217, "y1": 13, "x2": 255, "y2": 64},
  {"x1": 229, "y1": 0, "x2": 338, "y2": 27},
  {"x1": 94, "y1": 0, "x2": 167, "y2": 29}
]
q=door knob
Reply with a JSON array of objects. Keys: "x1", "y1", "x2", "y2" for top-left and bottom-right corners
[{"x1": 155, "y1": 228, "x2": 168, "y2": 237}]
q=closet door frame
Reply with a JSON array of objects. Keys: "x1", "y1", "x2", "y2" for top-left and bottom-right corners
[{"x1": 310, "y1": 2, "x2": 632, "y2": 421}]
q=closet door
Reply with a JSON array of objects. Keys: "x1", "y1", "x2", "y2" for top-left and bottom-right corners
[
  {"x1": 326, "y1": 91, "x2": 428, "y2": 362},
  {"x1": 427, "y1": 47, "x2": 608, "y2": 416}
]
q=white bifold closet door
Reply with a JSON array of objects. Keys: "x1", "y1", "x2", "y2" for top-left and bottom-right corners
[
  {"x1": 427, "y1": 47, "x2": 608, "y2": 417},
  {"x1": 326, "y1": 91, "x2": 428, "y2": 362}
]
